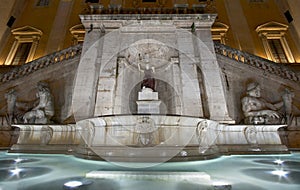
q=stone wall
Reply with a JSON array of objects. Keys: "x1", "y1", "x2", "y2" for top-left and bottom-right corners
[
  {"x1": 217, "y1": 54, "x2": 300, "y2": 124},
  {"x1": 0, "y1": 54, "x2": 80, "y2": 124}
]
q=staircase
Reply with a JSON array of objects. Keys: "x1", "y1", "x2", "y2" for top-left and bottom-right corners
[{"x1": 0, "y1": 44, "x2": 82, "y2": 84}]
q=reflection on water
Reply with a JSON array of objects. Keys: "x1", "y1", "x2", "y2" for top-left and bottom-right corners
[
  {"x1": 0, "y1": 167, "x2": 51, "y2": 181},
  {"x1": 0, "y1": 158, "x2": 40, "y2": 166},
  {"x1": 0, "y1": 152, "x2": 300, "y2": 190},
  {"x1": 242, "y1": 169, "x2": 300, "y2": 184}
]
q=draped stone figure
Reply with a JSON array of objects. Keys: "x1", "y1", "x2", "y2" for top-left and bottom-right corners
[
  {"x1": 241, "y1": 82, "x2": 293, "y2": 125},
  {"x1": 4, "y1": 89, "x2": 17, "y2": 125},
  {"x1": 138, "y1": 54, "x2": 155, "y2": 91},
  {"x1": 23, "y1": 82, "x2": 54, "y2": 124}
]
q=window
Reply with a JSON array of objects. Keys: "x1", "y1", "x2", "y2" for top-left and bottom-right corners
[
  {"x1": 249, "y1": 0, "x2": 265, "y2": 3},
  {"x1": 211, "y1": 22, "x2": 229, "y2": 45},
  {"x1": 268, "y1": 39, "x2": 288, "y2": 63},
  {"x1": 11, "y1": 43, "x2": 32, "y2": 65},
  {"x1": 4, "y1": 26, "x2": 42, "y2": 65},
  {"x1": 174, "y1": 0, "x2": 188, "y2": 4},
  {"x1": 69, "y1": 24, "x2": 85, "y2": 45},
  {"x1": 36, "y1": 0, "x2": 50, "y2": 7},
  {"x1": 6, "y1": 16, "x2": 16, "y2": 28},
  {"x1": 256, "y1": 21, "x2": 295, "y2": 63},
  {"x1": 142, "y1": 0, "x2": 157, "y2": 2},
  {"x1": 284, "y1": 10, "x2": 293, "y2": 23},
  {"x1": 85, "y1": 0, "x2": 99, "y2": 3}
]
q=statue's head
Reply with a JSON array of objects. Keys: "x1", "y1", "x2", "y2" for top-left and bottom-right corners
[
  {"x1": 37, "y1": 81, "x2": 50, "y2": 92},
  {"x1": 247, "y1": 82, "x2": 261, "y2": 97},
  {"x1": 5, "y1": 88, "x2": 16, "y2": 99},
  {"x1": 145, "y1": 63, "x2": 150, "y2": 70}
]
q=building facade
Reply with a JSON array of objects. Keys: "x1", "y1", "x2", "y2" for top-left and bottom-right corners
[
  {"x1": 0, "y1": 0, "x2": 300, "y2": 66},
  {"x1": 0, "y1": 0, "x2": 299, "y2": 125},
  {"x1": 0, "y1": 0, "x2": 299, "y2": 160}
]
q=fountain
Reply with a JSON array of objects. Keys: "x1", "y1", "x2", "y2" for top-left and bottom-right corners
[
  {"x1": 0, "y1": 12, "x2": 299, "y2": 190},
  {"x1": 5, "y1": 14, "x2": 290, "y2": 165}
]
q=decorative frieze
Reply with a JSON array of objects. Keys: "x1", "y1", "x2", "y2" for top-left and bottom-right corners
[
  {"x1": 0, "y1": 44, "x2": 82, "y2": 83},
  {"x1": 214, "y1": 42, "x2": 300, "y2": 82}
]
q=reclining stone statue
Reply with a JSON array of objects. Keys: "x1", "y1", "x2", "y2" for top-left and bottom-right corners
[
  {"x1": 4, "y1": 89, "x2": 17, "y2": 125},
  {"x1": 23, "y1": 82, "x2": 54, "y2": 124},
  {"x1": 241, "y1": 82, "x2": 293, "y2": 125}
]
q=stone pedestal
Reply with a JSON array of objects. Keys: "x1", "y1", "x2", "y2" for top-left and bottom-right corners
[{"x1": 136, "y1": 88, "x2": 161, "y2": 114}]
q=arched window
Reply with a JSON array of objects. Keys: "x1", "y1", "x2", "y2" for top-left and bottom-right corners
[
  {"x1": 256, "y1": 21, "x2": 295, "y2": 63},
  {"x1": 211, "y1": 22, "x2": 229, "y2": 44},
  {"x1": 4, "y1": 26, "x2": 42, "y2": 65},
  {"x1": 69, "y1": 24, "x2": 85, "y2": 45},
  {"x1": 36, "y1": 0, "x2": 50, "y2": 7}
]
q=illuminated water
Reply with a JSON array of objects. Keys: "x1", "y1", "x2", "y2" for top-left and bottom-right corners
[{"x1": 0, "y1": 151, "x2": 300, "y2": 190}]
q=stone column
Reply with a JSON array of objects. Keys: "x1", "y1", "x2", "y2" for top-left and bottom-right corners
[
  {"x1": 4, "y1": 39, "x2": 19, "y2": 65},
  {"x1": 176, "y1": 29, "x2": 203, "y2": 117},
  {"x1": 72, "y1": 17, "x2": 105, "y2": 121},
  {"x1": 45, "y1": 0, "x2": 74, "y2": 54},
  {"x1": 193, "y1": 18, "x2": 234, "y2": 123},
  {"x1": 223, "y1": 0, "x2": 256, "y2": 54},
  {"x1": 26, "y1": 36, "x2": 40, "y2": 63},
  {"x1": 171, "y1": 58, "x2": 182, "y2": 115}
]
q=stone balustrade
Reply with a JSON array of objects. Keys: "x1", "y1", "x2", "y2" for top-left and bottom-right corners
[
  {"x1": 0, "y1": 42, "x2": 298, "y2": 84},
  {"x1": 214, "y1": 42, "x2": 300, "y2": 82},
  {"x1": 85, "y1": 0, "x2": 215, "y2": 14},
  {"x1": 0, "y1": 44, "x2": 82, "y2": 83}
]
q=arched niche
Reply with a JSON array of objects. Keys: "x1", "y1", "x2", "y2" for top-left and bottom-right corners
[{"x1": 111, "y1": 39, "x2": 182, "y2": 115}]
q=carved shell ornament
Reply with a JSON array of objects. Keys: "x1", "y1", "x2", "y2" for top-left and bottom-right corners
[
  {"x1": 121, "y1": 39, "x2": 175, "y2": 71},
  {"x1": 135, "y1": 116, "x2": 157, "y2": 134}
]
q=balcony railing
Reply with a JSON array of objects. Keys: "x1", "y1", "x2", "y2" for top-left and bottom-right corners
[
  {"x1": 1, "y1": 42, "x2": 298, "y2": 84},
  {"x1": 214, "y1": 42, "x2": 300, "y2": 82},
  {"x1": 84, "y1": 0, "x2": 216, "y2": 14},
  {"x1": 0, "y1": 44, "x2": 82, "y2": 83}
]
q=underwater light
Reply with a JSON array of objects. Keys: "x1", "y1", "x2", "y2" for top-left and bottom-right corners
[
  {"x1": 63, "y1": 179, "x2": 93, "y2": 189},
  {"x1": 212, "y1": 181, "x2": 232, "y2": 190},
  {"x1": 274, "y1": 159, "x2": 284, "y2": 165},
  {"x1": 9, "y1": 168, "x2": 23, "y2": 176},
  {"x1": 270, "y1": 170, "x2": 289, "y2": 177},
  {"x1": 64, "y1": 181, "x2": 83, "y2": 188},
  {"x1": 14, "y1": 158, "x2": 24, "y2": 163}
]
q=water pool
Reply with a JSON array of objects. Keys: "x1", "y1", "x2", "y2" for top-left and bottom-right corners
[{"x1": 1, "y1": 151, "x2": 300, "y2": 190}]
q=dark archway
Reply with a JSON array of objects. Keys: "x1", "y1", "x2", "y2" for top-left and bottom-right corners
[{"x1": 129, "y1": 79, "x2": 181, "y2": 115}]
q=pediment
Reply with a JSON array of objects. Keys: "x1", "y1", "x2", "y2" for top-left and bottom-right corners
[
  {"x1": 256, "y1": 21, "x2": 288, "y2": 32},
  {"x1": 11, "y1": 26, "x2": 43, "y2": 36},
  {"x1": 70, "y1": 24, "x2": 85, "y2": 34},
  {"x1": 211, "y1": 22, "x2": 229, "y2": 32}
]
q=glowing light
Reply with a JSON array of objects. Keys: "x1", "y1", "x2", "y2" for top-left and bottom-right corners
[
  {"x1": 63, "y1": 181, "x2": 83, "y2": 188},
  {"x1": 9, "y1": 168, "x2": 23, "y2": 176},
  {"x1": 213, "y1": 181, "x2": 230, "y2": 186},
  {"x1": 14, "y1": 158, "x2": 24, "y2": 163},
  {"x1": 63, "y1": 179, "x2": 93, "y2": 189},
  {"x1": 180, "y1": 151, "x2": 188, "y2": 157},
  {"x1": 274, "y1": 159, "x2": 284, "y2": 165},
  {"x1": 270, "y1": 170, "x2": 289, "y2": 177},
  {"x1": 212, "y1": 181, "x2": 232, "y2": 190}
]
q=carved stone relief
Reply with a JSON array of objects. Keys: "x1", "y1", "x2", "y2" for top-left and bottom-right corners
[
  {"x1": 2, "y1": 81, "x2": 55, "y2": 125},
  {"x1": 241, "y1": 82, "x2": 294, "y2": 125}
]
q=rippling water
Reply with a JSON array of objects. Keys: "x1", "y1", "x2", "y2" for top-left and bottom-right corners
[{"x1": 0, "y1": 151, "x2": 300, "y2": 190}]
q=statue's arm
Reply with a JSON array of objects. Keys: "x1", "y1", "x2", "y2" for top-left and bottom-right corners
[
  {"x1": 151, "y1": 66, "x2": 155, "y2": 73},
  {"x1": 242, "y1": 98, "x2": 257, "y2": 117},
  {"x1": 32, "y1": 95, "x2": 47, "y2": 110},
  {"x1": 242, "y1": 97, "x2": 277, "y2": 117},
  {"x1": 138, "y1": 63, "x2": 144, "y2": 73}
]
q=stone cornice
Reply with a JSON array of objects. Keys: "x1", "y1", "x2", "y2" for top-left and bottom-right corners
[{"x1": 80, "y1": 14, "x2": 217, "y2": 29}]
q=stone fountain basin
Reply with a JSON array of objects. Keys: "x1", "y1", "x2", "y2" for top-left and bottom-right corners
[{"x1": 11, "y1": 115, "x2": 288, "y2": 162}]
